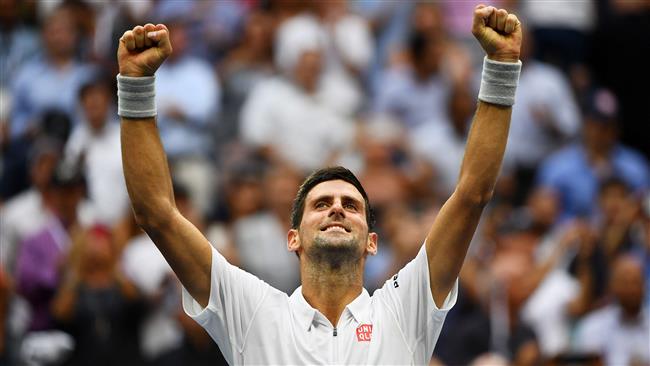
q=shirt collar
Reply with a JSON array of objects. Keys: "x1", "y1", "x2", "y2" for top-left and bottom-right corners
[
  {"x1": 289, "y1": 286, "x2": 318, "y2": 331},
  {"x1": 289, "y1": 286, "x2": 372, "y2": 331},
  {"x1": 345, "y1": 288, "x2": 371, "y2": 325}
]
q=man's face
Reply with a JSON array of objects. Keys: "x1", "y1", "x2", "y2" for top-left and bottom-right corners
[
  {"x1": 293, "y1": 50, "x2": 322, "y2": 93},
  {"x1": 81, "y1": 85, "x2": 111, "y2": 131},
  {"x1": 288, "y1": 180, "x2": 376, "y2": 267}
]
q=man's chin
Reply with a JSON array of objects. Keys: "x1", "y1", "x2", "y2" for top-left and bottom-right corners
[{"x1": 308, "y1": 235, "x2": 361, "y2": 269}]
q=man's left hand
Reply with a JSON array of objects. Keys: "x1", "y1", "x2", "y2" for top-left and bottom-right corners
[{"x1": 471, "y1": 5, "x2": 522, "y2": 63}]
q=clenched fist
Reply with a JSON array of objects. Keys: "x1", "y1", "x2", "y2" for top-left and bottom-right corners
[
  {"x1": 118, "y1": 23, "x2": 173, "y2": 77},
  {"x1": 472, "y1": 5, "x2": 522, "y2": 63}
]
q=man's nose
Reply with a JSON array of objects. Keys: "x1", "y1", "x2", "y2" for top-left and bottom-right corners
[{"x1": 328, "y1": 200, "x2": 345, "y2": 217}]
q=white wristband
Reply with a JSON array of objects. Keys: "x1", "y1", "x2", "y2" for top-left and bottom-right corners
[
  {"x1": 477, "y1": 57, "x2": 522, "y2": 106},
  {"x1": 117, "y1": 74, "x2": 156, "y2": 118}
]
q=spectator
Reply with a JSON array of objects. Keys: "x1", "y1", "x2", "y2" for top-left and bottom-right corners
[
  {"x1": 0, "y1": 138, "x2": 60, "y2": 273},
  {"x1": 218, "y1": 10, "x2": 275, "y2": 144},
  {"x1": 0, "y1": 0, "x2": 39, "y2": 147},
  {"x1": 504, "y1": 29, "x2": 581, "y2": 201},
  {"x1": 537, "y1": 88, "x2": 650, "y2": 220},
  {"x1": 240, "y1": 15, "x2": 356, "y2": 172},
  {"x1": 155, "y1": 19, "x2": 221, "y2": 216},
  {"x1": 596, "y1": 178, "x2": 645, "y2": 260},
  {"x1": 232, "y1": 164, "x2": 302, "y2": 294},
  {"x1": 372, "y1": 26, "x2": 452, "y2": 131},
  {"x1": 574, "y1": 254, "x2": 649, "y2": 365},
  {"x1": 122, "y1": 183, "x2": 207, "y2": 364},
  {"x1": 312, "y1": 0, "x2": 373, "y2": 113},
  {"x1": 521, "y1": 0, "x2": 595, "y2": 71},
  {"x1": 313, "y1": 0, "x2": 373, "y2": 77},
  {"x1": 14, "y1": 161, "x2": 85, "y2": 331},
  {"x1": 64, "y1": 76, "x2": 129, "y2": 226},
  {"x1": 9, "y1": 5, "x2": 93, "y2": 141},
  {"x1": 411, "y1": 82, "x2": 475, "y2": 197},
  {"x1": 51, "y1": 225, "x2": 144, "y2": 366}
]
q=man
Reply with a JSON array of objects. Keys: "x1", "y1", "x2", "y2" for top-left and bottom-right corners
[
  {"x1": 574, "y1": 255, "x2": 649, "y2": 365},
  {"x1": 536, "y1": 88, "x2": 649, "y2": 221},
  {"x1": 118, "y1": 5, "x2": 522, "y2": 364}
]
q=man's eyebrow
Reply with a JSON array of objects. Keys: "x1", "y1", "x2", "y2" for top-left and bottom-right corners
[
  {"x1": 309, "y1": 194, "x2": 334, "y2": 204},
  {"x1": 308, "y1": 194, "x2": 363, "y2": 205},
  {"x1": 341, "y1": 196, "x2": 363, "y2": 205}
]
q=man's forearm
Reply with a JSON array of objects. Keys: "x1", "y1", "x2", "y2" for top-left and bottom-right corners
[
  {"x1": 455, "y1": 101, "x2": 511, "y2": 205},
  {"x1": 121, "y1": 116, "x2": 176, "y2": 228}
]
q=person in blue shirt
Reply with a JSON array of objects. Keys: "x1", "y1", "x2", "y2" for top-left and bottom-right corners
[{"x1": 536, "y1": 88, "x2": 650, "y2": 221}]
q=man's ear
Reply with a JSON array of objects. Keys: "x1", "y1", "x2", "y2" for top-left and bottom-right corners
[
  {"x1": 287, "y1": 229, "x2": 301, "y2": 253},
  {"x1": 366, "y1": 232, "x2": 378, "y2": 256}
]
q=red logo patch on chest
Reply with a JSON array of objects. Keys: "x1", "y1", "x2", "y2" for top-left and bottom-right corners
[{"x1": 356, "y1": 324, "x2": 373, "y2": 342}]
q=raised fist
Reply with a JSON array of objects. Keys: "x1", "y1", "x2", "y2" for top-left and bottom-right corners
[
  {"x1": 118, "y1": 23, "x2": 172, "y2": 77},
  {"x1": 472, "y1": 5, "x2": 522, "y2": 63}
]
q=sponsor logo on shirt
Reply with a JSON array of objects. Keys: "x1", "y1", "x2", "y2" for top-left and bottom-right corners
[{"x1": 356, "y1": 324, "x2": 373, "y2": 342}]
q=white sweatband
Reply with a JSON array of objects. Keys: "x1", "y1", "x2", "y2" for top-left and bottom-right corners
[
  {"x1": 117, "y1": 74, "x2": 156, "y2": 118},
  {"x1": 477, "y1": 57, "x2": 522, "y2": 106}
]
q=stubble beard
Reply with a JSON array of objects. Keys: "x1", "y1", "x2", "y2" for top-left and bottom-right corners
[{"x1": 306, "y1": 234, "x2": 362, "y2": 272}]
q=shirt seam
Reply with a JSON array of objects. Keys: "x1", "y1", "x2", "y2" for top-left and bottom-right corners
[
  {"x1": 238, "y1": 284, "x2": 271, "y2": 355},
  {"x1": 377, "y1": 295, "x2": 414, "y2": 356}
]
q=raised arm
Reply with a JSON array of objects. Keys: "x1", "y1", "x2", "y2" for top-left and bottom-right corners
[
  {"x1": 426, "y1": 6, "x2": 522, "y2": 306},
  {"x1": 118, "y1": 24, "x2": 212, "y2": 307}
]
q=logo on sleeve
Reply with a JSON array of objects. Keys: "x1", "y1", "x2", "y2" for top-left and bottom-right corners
[{"x1": 356, "y1": 324, "x2": 373, "y2": 342}]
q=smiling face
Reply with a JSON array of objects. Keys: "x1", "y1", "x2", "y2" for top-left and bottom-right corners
[{"x1": 288, "y1": 180, "x2": 377, "y2": 268}]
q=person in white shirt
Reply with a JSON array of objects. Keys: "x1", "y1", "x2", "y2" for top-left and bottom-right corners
[
  {"x1": 117, "y1": 6, "x2": 523, "y2": 364},
  {"x1": 240, "y1": 15, "x2": 357, "y2": 172},
  {"x1": 574, "y1": 255, "x2": 649, "y2": 366},
  {"x1": 64, "y1": 76, "x2": 129, "y2": 226}
]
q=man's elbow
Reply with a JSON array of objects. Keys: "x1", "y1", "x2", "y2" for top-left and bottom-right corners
[
  {"x1": 132, "y1": 200, "x2": 176, "y2": 232},
  {"x1": 454, "y1": 185, "x2": 494, "y2": 208}
]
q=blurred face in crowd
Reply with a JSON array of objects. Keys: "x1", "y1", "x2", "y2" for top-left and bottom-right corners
[
  {"x1": 226, "y1": 177, "x2": 263, "y2": 220},
  {"x1": 289, "y1": 180, "x2": 377, "y2": 269},
  {"x1": 583, "y1": 118, "x2": 617, "y2": 155},
  {"x1": 80, "y1": 227, "x2": 115, "y2": 273},
  {"x1": 81, "y1": 84, "x2": 112, "y2": 132},
  {"x1": 610, "y1": 256, "x2": 645, "y2": 316},
  {"x1": 30, "y1": 150, "x2": 59, "y2": 191},
  {"x1": 265, "y1": 166, "x2": 301, "y2": 216},
  {"x1": 413, "y1": 34, "x2": 445, "y2": 78},
  {"x1": 527, "y1": 188, "x2": 559, "y2": 232},
  {"x1": 598, "y1": 182, "x2": 630, "y2": 224},
  {"x1": 43, "y1": 8, "x2": 77, "y2": 61},
  {"x1": 244, "y1": 12, "x2": 273, "y2": 54},
  {"x1": 50, "y1": 184, "x2": 84, "y2": 227},
  {"x1": 316, "y1": 0, "x2": 348, "y2": 22},
  {"x1": 293, "y1": 50, "x2": 322, "y2": 93},
  {"x1": 413, "y1": 3, "x2": 442, "y2": 34}
]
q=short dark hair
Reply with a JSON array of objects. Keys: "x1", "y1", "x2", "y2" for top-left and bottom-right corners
[{"x1": 290, "y1": 166, "x2": 374, "y2": 230}]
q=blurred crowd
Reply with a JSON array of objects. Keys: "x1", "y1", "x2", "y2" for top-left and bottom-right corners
[{"x1": 1, "y1": 0, "x2": 649, "y2": 365}]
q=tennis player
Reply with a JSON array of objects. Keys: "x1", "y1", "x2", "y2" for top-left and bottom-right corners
[{"x1": 117, "y1": 5, "x2": 522, "y2": 364}]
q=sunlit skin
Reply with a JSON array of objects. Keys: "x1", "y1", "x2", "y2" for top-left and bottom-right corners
[{"x1": 287, "y1": 180, "x2": 377, "y2": 325}]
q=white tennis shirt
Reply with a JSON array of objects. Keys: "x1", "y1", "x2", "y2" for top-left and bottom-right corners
[{"x1": 183, "y1": 244, "x2": 457, "y2": 365}]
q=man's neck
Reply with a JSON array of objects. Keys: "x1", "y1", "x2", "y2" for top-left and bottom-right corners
[{"x1": 300, "y1": 261, "x2": 364, "y2": 327}]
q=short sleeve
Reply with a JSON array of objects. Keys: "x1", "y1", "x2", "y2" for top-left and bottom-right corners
[
  {"x1": 373, "y1": 244, "x2": 457, "y2": 355},
  {"x1": 182, "y1": 246, "x2": 270, "y2": 364}
]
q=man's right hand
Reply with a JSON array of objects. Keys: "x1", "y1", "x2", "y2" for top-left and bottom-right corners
[{"x1": 118, "y1": 23, "x2": 172, "y2": 77}]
